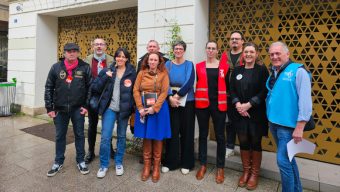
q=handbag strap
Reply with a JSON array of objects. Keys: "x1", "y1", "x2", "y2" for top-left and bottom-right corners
[{"x1": 98, "y1": 78, "x2": 110, "y2": 103}]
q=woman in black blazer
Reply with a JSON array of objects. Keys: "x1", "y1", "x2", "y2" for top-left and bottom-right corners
[{"x1": 229, "y1": 42, "x2": 269, "y2": 190}]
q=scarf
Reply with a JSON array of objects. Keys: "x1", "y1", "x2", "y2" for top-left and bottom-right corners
[
  {"x1": 94, "y1": 54, "x2": 106, "y2": 74},
  {"x1": 64, "y1": 59, "x2": 79, "y2": 76}
]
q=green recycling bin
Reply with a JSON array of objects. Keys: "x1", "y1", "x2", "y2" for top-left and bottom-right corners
[{"x1": 0, "y1": 78, "x2": 17, "y2": 116}]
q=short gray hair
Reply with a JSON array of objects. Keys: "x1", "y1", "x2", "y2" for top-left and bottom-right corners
[
  {"x1": 269, "y1": 41, "x2": 289, "y2": 53},
  {"x1": 147, "y1": 40, "x2": 160, "y2": 48}
]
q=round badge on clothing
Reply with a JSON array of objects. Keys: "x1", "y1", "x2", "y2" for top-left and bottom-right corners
[
  {"x1": 236, "y1": 74, "x2": 243, "y2": 80},
  {"x1": 124, "y1": 79, "x2": 132, "y2": 87},
  {"x1": 59, "y1": 70, "x2": 66, "y2": 79}
]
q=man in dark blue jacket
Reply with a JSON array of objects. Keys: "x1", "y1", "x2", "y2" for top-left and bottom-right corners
[{"x1": 44, "y1": 43, "x2": 92, "y2": 177}]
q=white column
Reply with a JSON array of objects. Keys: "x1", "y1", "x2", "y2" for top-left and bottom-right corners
[
  {"x1": 8, "y1": 11, "x2": 38, "y2": 115},
  {"x1": 35, "y1": 15, "x2": 58, "y2": 113},
  {"x1": 137, "y1": 0, "x2": 209, "y2": 64},
  {"x1": 137, "y1": 0, "x2": 209, "y2": 139}
]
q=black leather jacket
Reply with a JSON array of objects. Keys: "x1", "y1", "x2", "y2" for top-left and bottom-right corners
[{"x1": 44, "y1": 59, "x2": 92, "y2": 113}]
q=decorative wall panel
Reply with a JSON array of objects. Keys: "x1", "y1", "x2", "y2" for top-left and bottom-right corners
[
  {"x1": 58, "y1": 7, "x2": 137, "y2": 65},
  {"x1": 210, "y1": 0, "x2": 339, "y2": 164}
]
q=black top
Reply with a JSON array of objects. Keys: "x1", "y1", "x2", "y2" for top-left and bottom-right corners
[
  {"x1": 229, "y1": 64, "x2": 269, "y2": 135},
  {"x1": 207, "y1": 68, "x2": 219, "y2": 101},
  {"x1": 230, "y1": 52, "x2": 242, "y2": 67},
  {"x1": 206, "y1": 67, "x2": 229, "y2": 102}
]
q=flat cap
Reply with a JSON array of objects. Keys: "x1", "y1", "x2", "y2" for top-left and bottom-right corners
[{"x1": 64, "y1": 43, "x2": 80, "y2": 51}]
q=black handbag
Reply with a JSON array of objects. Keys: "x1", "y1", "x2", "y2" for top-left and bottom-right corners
[
  {"x1": 89, "y1": 81, "x2": 110, "y2": 112},
  {"x1": 304, "y1": 115, "x2": 315, "y2": 132}
]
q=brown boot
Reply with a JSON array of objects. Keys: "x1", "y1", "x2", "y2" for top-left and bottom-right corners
[
  {"x1": 215, "y1": 168, "x2": 224, "y2": 184},
  {"x1": 141, "y1": 139, "x2": 152, "y2": 181},
  {"x1": 152, "y1": 140, "x2": 163, "y2": 183},
  {"x1": 196, "y1": 165, "x2": 207, "y2": 180},
  {"x1": 247, "y1": 151, "x2": 262, "y2": 190},
  {"x1": 238, "y1": 150, "x2": 251, "y2": 187}
]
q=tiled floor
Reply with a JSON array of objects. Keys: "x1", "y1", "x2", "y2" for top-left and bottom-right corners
[{"x1": 0, "y1": 116, "x2": 318, "y2": 192}]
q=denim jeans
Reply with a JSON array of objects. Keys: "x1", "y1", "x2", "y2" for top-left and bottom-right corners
[
  {"x1": 270, "y1": 123, "x2": 302, "y2": 192},
  {"x1": 100, "y1": 108, "x2": 129, "y2": 168},
  {"x1": 54, "y1": 108, "x2": 85, "y2": 164}
]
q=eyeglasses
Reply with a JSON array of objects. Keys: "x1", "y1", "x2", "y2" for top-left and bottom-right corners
[
  {"x1": 230, "y1": 38, "x2": 241, "y2": 41},
  {"x1": 206, "y1": 47, "x2": 217, "y2": 50},
  {"x1": 94, "y1": 43, "x2": 106, "y2": 46},
  {"x1": 174, "y1": 48, "x2": 184, "y2": 51}
]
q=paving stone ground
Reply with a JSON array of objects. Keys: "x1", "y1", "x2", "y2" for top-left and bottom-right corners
[{"x1": 0, "y1": 116, "x2": 316, "y2": 192}]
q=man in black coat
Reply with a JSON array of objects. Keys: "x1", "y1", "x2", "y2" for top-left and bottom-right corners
[
  {"x1": 83, "y1": 38, "x2": 115, "y2": 164},
  {"x1": 136, "y1": 40, "x2": 168, "y2": 74},
  {"x1": 225, "y1": 31, "x2": 245, "y2": 158},
  {"x1": 44, "y1": 43, "x2": 92, "y2": 177}
]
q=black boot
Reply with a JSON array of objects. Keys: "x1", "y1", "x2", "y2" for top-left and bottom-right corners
[{"x1": 84, "y1": 151, "x2": 95, "y2": 164}]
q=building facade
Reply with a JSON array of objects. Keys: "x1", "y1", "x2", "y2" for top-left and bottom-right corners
[
  {"x1": 0, "y1": 0, "x2": 8, "y2": 82},
  {"x1": 8, "y1": 0, "x2": 339, "y2": 165}
]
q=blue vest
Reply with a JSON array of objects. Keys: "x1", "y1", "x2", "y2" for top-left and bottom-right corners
[{"x1": 266, "y1": 63, "x2": 303, "y2": 128}]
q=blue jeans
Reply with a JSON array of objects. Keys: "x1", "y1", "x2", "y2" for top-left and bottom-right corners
[
  {"x1": 54, "y1": 108, "x2": 85, "y2": 164},
  {"x1": 99, "y1": 108, "x2": 128, "y2": 168},
  {"x1": 270, "y1": 123, "x2": 302, "y2": 192}
]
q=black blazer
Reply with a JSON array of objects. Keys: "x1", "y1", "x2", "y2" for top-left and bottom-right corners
[{"x1": 229, "y1": 63, "x2": 269, "y2": 127}]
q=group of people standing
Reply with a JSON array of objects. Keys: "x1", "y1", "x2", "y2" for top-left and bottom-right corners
[{"x1": 44, "y1": 30, "x2": 312, "y2": 192}]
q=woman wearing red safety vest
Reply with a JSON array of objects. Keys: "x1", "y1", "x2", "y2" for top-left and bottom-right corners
[{"x1": 195, "y1": 41, "x2": 230, "y2": 184}]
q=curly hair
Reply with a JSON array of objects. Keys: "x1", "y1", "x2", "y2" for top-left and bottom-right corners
[{"x1": 141, "y1": 52, "x2": 166, "y2": 72}]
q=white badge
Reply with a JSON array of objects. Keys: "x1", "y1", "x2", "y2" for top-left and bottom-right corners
[{"x1": 236, "y1": 74, "x2": 243, "y2": 80}]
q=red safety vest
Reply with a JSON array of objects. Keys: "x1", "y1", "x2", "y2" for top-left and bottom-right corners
[{"x1": 195, "y1": 52, "x2": 229, "y2": 111}]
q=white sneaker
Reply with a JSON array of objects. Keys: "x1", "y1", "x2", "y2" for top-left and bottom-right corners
[
  {"x1": 181, "y1": 168, "x2": 190, "y2": 175},
  {"x1": 97, "y1": 167, "x2": 108, "y2": 178},
  {"x1": 161, "y1": 166, "x2": 169, "y2": 173},
  {"x1": 225, "y1": 148, "x2": 235, "y2": 158},
  {"x1": 116, "y1": 165, "x2": 124, "y2": 176}
]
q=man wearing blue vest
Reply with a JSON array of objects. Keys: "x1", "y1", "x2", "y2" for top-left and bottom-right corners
[{"x1": 266, "y1": 41, "x2": 312, "y2": 192}]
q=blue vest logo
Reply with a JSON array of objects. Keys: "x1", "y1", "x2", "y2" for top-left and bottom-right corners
[{"x1": 283, "y1": 70, "x2": 294, "y2": 81}]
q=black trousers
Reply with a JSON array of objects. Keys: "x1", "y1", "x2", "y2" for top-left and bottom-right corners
[
  {"x1": 226, "y1": 98, "x2": 236, "y2": 149},
  {"x1": 196, "y1": 102, "x2": 226, "y2": 168},
  {"x1": 87, "y1": 107, "x2": 99, "y2": 152},
  {"x1": 163, "y1": 101, "x2": 195, "y2": 170},
  {"x1": 225, "y1": 121, "x2": 236, "y2": 149}
]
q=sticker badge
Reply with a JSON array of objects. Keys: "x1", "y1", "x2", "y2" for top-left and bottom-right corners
[
  {"x1": 100, "y1": 63, "x2": 105, "y2": 69},
  {"x1": 236, "y1": 74, "x2": 243, "y2": 80},
  {"x1": 146, "y1": 98, "x2": 156, "y2": 106},
  {"x1": 124, "y1": 79, "x2": 132, "y2": 87},
  {"x1": 66, "y1": 75, "x2": 73, "y2": 84},
  {"x1": 59, "y1": 70, "x2": 66, "y2": 79}
]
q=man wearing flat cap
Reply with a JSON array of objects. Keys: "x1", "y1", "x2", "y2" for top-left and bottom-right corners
[{"x1": 44, "y1": 43, "x2": 92, "y2": 177}]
